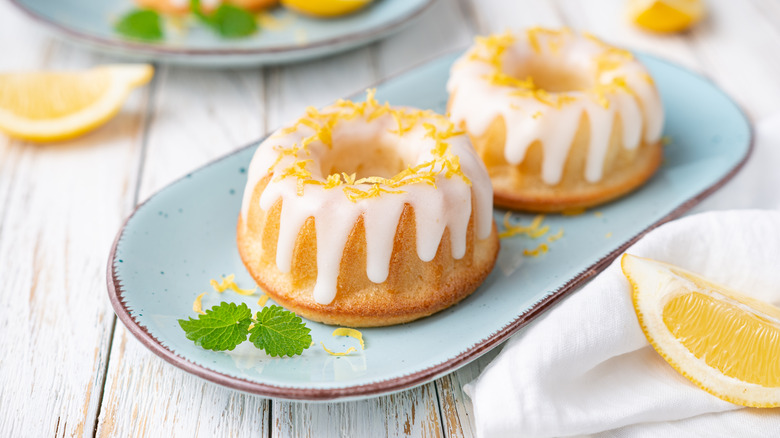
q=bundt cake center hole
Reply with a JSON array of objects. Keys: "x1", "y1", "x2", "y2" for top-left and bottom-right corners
[
  {"x1": 508, "y1": 59, "x2": 594, "y2": 93},
  {"x1": 321, "y1": 138, "x2": 407, "y2": 180}
]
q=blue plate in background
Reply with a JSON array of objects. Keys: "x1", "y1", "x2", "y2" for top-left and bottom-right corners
[
  {"x1": 107, "y1": 52, "x2": 751, "y2": 401},
  {"x1": 11, "y1": 0, "x2": 434, "y2": 66}
]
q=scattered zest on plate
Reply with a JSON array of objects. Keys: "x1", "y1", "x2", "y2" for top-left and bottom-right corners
[
  {"x1": 622, "y1": 254, "x2": 780, "y2": 407},
  {"x1": 499, "y1": 212, "x2": 564, "y2": 257},
  {"x1": 321, "y1": 327, "x2": 365, "y2": 356},
  {"x1": 179, "y1": 303, "x2": 312, "y2": 357}
]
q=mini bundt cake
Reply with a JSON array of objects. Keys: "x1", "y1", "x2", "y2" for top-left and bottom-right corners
[
  {"x1": 447, "y1": 28, "x2": 664, "y2": 212},
  {"x1": 237, "y1": 91, "x2": 499, "y2": 327}
]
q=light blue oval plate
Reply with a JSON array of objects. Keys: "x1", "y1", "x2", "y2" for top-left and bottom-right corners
[
  {"x1": 107, "y1": 52, "x2": 751, "y2": 401},
  {"x1": 11, "y1": 0, "x2": 433, "y2": 66}
]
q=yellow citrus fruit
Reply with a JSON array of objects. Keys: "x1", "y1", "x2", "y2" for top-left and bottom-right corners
[
  {"x1": 622, "y1": 254, "x2": 780, "y2": 407},
  {"x1": 281, "y1": 0, "x2": 372, "y2": 18},
  {"x1": 628, "y1": 0, "x2": 704, "y2": 33},
  {"x1": 0, "y1": 64, "x2": 153, "y2": 143}
]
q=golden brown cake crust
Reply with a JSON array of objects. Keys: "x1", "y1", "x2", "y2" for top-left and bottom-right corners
[
  {"x1": 237, "y1": 206, "x2": 499, "y2": 327},
  {"x1": 237, "y1": 177, "x2": 500, "y2": 327},
  {"x1": 453, "y1": 109, "x2": 663, "y2": 213}
]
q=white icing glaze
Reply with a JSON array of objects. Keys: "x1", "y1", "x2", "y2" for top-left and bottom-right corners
[
  {"x1": 447, "y1": 30, "x2": 664, "y2": 185},
  {"x1": 240, "y1": 104, "x2": 493, "y2": 305}
]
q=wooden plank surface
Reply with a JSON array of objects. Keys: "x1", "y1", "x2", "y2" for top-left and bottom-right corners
[
  {"x1": 4, "y1": 0, "x2": 780, "y2": 436},
  {"x1": 0, "y1": 3, "x2": 148, "y2": 437},
  {"x1": 96, "y1": 65, "x2": 269, "y2": 437}
]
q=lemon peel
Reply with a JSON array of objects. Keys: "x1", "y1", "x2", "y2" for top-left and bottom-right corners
[
  {"x1": 332, "y1": 328, "x2": 365, "y2": 350},
  {"x1": 523, "y1": 243, "x2": 549, "y2": 257},
  {"x1": 257, "y1": 294, "x2": 270, "y2": 307},
  {"x1": 210, "y1": 274, "x2": 257, "y2": 296},
  {"x1": 281, "y1": 0, "x2": 372, "y2": 18},
  {"x1": 321, "y1": 343, "x2": 357, "y2": 356},
  {"x1": 193, "y1": 292, "x2": 207, "y2": 315},
  {"x1": 499, "y1": 213, "x2": 547, "y2": 239},
  {"x1": 0, "y1": 64, "x2": 153, "y2": 143},
  {"x1": 628, "y1": 0, "x2": 704, "y2": 34},
  {"x1": 547, "y1": 229, "x2": 564, "y2": 243},
  {"x1": 622, "y1": 254, "x2": 780, "y2": 407}
]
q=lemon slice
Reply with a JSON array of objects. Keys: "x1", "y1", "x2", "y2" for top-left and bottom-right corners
[
  {"x1": 628, "y1": 0, "x2": 704, "y2": 33},
  {"x1": 281, "y1": 0, "x2": 372, "y2": 18},
  {"x1": 622, "y1": 254, "x2": 780, "y2": 407},
  {"x1": 0, "y1": 64, "x2": 153, "y2": 143}
]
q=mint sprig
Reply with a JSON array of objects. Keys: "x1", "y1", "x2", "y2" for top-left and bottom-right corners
[
  {"x1": 179, "y1": 302, "x2": 252, "y2": 351},
  {"x1": 249, "y1": 305, "x2": 313, "y2": 357},
  {"x1": 191, "y1": 0, "x2": 258, "y2": 38},
  {"x1": 179, "y1": 302, "x2": 311, "y2": 356},
  {"x1": 115, "y1": 9, "x2": 165, "y2": 42}
]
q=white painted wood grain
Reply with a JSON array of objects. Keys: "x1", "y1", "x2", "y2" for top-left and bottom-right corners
[
  {"x1": 272, "y1": 383, "x2": 444, "y2": 438},
  {"x1": 97, "y1": 327, "x2": 270, "y2": 438},
  {"x1": 5, "y1": 0, "x2": 780, "y2": 436},
  {"x1": 137, "y1": 66, "x2": 266, "y2": 201},
  {"x1": 375, "y1": 0, "x2": 474, "y2": 78},
  {"x1": 96, "y1": 66, "x2": 268, "y2": 437},
  {"x1": 0, "y1": 3, "x2": 149, "y2": 436}
]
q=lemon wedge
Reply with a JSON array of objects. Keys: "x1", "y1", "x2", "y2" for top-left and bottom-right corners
[
  {"x1": 281, "y1": 0, "x2": 371, "y2": 18},
  {"x1": 0, "y1": 64, "x2": 153, "y2": 143},
  {"x1": 622, "y1": 254, "x2": 780, "y2": 407},
  {"x1": 628, "y1": 0, "x2": 704, "y2": 33}
]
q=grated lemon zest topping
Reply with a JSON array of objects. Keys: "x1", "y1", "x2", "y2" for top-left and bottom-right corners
[
  {"x1": 523, "y1": 243, "x2": 549, "y2": 257},
  {"x1": 257, "y1": 294, "x2": 270, "y2": 307},
  {"x1": 210, "y1": 274, "x2": 256, "y2": 296},
  {"x1": 332, "y1": 328, "x2": 365, "y2": 350},
  {"x1": 193, "y1": 292, "x2": 207, "y2": 315},
  {"x1": 321, "y1": 343, "x2": 357, "y2": 356},
  {"x1": 594, "y1": 211, "x2": 604, "y2": 218},
  {"x1": 547, "y1": 228, "x2": 564, "y2": 242},
  {"x1": 471, "y1": 28, "x2": 637, "y2": 109},
  {"x1": 606, "y1": 232, "x2": 613, "y2": 238},
  {"x1": 268, "y1": 90, "x2": 470, "y2": 200},
  {"x1": 499, "y1": 213, "x2": 547, "y2": 239}
]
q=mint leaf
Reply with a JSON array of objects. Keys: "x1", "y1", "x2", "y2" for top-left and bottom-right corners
[
  {"x1": 115, "y1": 9, "x2": 164, "y2": 42},
  {"x1": 210, "y1": 5, "x2": 258, "y2": 38},
  {"x1": 249, "y1": 305, "x2": 312, "y2": 357},
  {"x1": 178, "y1": 302, "x2": 252, "y2": 351},
  {"x1": 191, "y1": 0, "x2": 257, "y2": 38}
]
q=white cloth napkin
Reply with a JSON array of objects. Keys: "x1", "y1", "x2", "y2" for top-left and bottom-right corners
[{"x1": 465, "y1": 114, "x2": 780, "y2": 438}]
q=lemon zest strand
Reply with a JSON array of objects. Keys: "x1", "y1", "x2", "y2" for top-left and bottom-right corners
[
  {"x1": 332, "y1": 328, "x2": 365, "y2": 350},
  {"x1": 321, "y1": 343, "x2": 357, "y2": 356},
  {"x1": 193, "y1": 292, "x2": 207, "y2": 315},
  {"x1": 547, "y1": 229, "x2": 564, "y2": 243},
  {"x1": 523, "y1": 243, "x2": 549, "y2": 257}
]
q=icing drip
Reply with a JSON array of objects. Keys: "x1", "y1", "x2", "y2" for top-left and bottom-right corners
[
  {"x1": 241, "y1": 95, "x2": 493, "y2": 305},
  {"x1": 447, "y1": 28, "x2": 664, "y2": 185}
]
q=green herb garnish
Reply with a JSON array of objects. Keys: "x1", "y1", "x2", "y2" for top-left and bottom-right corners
[
  {"x1": 179, "y1": 303, "x2": 311, "y2": 356},
  {"x1": 249, "y1": 305, "x2": 313, "y2": 357},
  {"x1": 115, "y1": 9, "x2": 165, "y2": 42},
  {"x1": 192, "y1": 0, "x2": 258, "y2": 38}
]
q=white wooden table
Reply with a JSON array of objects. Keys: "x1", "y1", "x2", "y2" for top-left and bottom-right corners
[{"x1": 2, "y1": 0, "x2": 779, "y2": 435}]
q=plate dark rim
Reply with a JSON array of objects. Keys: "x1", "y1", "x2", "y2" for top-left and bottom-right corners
[
  {"x1": 106, "y1": 51, "x2": 754, "y2": 401},
  {"x1": 10, "y1": 0, "x2": 436, "y2": 58}
]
